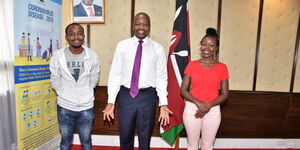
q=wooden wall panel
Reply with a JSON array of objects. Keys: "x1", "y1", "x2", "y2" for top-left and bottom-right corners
[
  {"x1": 294, "y1": 45, "x2": 300, "y2": 92},
  {"x1": 218, "y1": 91, "x2": 289, "y2": 138},
  {"x1": 92, "y1": 86, "x2": 162, "y2": 136},
  {"x1": 61, "y1": 1, "x2": 300, "y2": 91},
  {"x1": 286, "y1": 94, "x2": 300, "y2": 137},
  {"x1": 220, "y1": 0, "x2": 259, "y2": 91},
  {"x1": 256, "y1": 0, "x2": 300, "y2": 92},
  {"x1": 92, "y1": 86, "x2": 116, "y2": 135},
  {"x1": 91, "y1": 87, "x2": 300, "y2": 138},
  {"x1": 189, "y1": 0, "x2": 218, "y2": 61}
]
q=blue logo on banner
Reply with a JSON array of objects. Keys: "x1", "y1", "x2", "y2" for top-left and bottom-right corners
[{"x1": 15, "y1": 65, "x2": 51, "y2": 84}]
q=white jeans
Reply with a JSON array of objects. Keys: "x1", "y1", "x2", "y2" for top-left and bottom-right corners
[{"x1": 183, "y1": 101, "x2": 221, "y2": 150}]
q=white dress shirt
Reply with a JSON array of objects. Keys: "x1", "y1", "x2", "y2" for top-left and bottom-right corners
[{"x1": 107, "y1": 36, "x2": 168, "y2": 106}]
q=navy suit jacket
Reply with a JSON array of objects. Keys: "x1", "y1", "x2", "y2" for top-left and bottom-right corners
[{"x1": 74, "y1": 3, "x2": 102, "y2": 17}]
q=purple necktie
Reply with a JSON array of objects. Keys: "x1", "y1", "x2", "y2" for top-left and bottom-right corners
[{"x1": 130, "y1": 40, "x2": 143, "y2": 98}]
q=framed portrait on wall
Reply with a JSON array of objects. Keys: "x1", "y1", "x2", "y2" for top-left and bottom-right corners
[{"x1": 72, "y1": 0, "x2": 105, "y2": 24}]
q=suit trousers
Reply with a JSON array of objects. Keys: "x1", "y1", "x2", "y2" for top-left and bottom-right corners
[{"x1": 117, "y1": 86, "x2": 157, "y2": 150}]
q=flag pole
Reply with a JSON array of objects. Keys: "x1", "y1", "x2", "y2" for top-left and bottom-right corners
[{"x1": 175, "y1": 135, "x2": 180, "y2": 150}]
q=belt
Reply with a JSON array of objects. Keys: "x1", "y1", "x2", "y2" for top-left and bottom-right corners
[{"x1": 120, "y1": 85, "x2": 153, "y2": 92}]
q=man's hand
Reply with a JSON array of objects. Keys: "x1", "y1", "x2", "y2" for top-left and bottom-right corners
[
  {"x1": 102, "y1": 103, "x2": 115, "y2": 122},
  {"x1": 159, "y1": 105, "x2": 173, "y2": 127}
]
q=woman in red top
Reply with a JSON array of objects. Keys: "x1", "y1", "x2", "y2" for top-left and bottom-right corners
[{"x1": 180, "y1": 28, "x2": 229, "y2": 150}]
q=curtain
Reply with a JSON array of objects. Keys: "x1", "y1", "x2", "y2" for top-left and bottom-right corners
[{"x1": 0, "y1": 0, "x2": 17, "y2": 149}]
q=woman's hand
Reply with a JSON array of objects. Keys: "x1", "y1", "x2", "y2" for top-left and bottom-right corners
[
  {"x1": 195, "y1": 109, "x2": 205, "y2": 118},
  {"x1": 195, "y1": 102, "x2": 211, "y2": 118}
]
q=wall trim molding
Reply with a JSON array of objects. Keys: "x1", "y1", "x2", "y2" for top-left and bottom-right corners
[
  {"x1": 290, "y1": 12, "x2": 300, "y2": 93},
  {"x1": 252, "y1": 0, "x2": 264, "y2": 91},
  {"x1": 73, "y1": 134, "x2": 300, "y2": 148},
  {"x1": 95, "y1": 86, "x2": 300, "y2": 94}
]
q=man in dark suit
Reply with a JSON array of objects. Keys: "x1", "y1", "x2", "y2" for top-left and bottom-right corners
[{"x1": 74, "y1": 0, "x2": 102, "y2": 17}]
